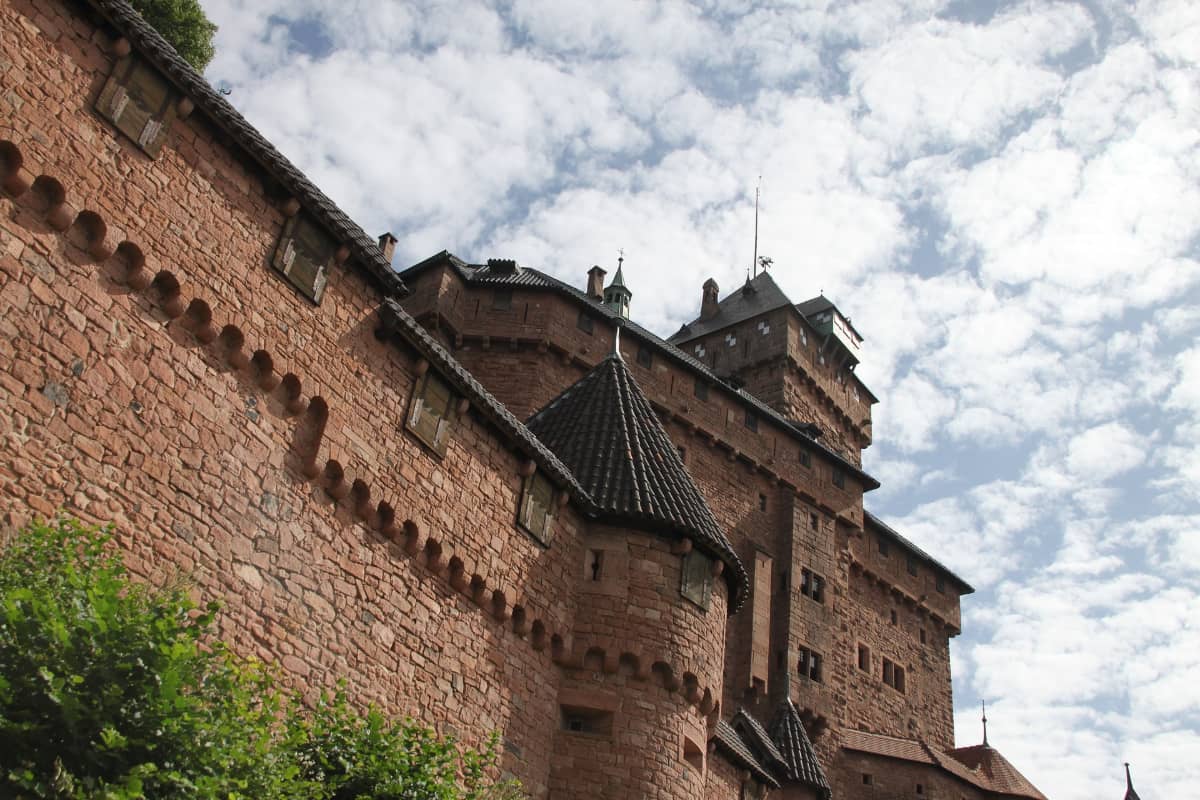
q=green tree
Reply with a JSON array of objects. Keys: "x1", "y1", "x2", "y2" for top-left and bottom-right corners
[
  {"x1": 128, "y1": 0, "x2": 217, "y2": 71},
  {"x1": 0, "y1": 518, "x2": 523, "y2": 799}
]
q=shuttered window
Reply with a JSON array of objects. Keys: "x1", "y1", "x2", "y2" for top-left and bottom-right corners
[
  {"x1": 271, "y1": 214, "x2": 334, "y2": 303},
  {"x1": 95, "y1": 56, "x2": 177, "y2": 156},
  {"x1": 680, "y1": 550, "x2": 713, "y2": 610},
  {"x1": 406, "y1": 372, "x2": 453, "y2": 455},
  {"x1": 518, "y1": 472, "x2": 555, "y2": 544}
]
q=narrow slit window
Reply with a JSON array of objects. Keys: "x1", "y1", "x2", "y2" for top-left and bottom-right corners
[
  {"x1": 857, "y1": 644, "x2": 870, "y2": 672},
  {"x1": 406, "y1": 372, "x2": 454, "y2": 456},
  {"x1": 586, "y1": 549, "x2": 604, "y2": 581}
]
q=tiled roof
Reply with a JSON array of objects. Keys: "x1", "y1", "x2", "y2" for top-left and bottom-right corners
[
  {"x1": 712, "y1": 721, "x2": 780, "y2": 788},
  {"x1": 731, "y1": 708, "x2": 788, "y2": 768},
  {"x1": 399, "y1": 252, "x2": 878, "y2": 491},
  {"x1": 841, "y1": 729, "x2": 935, "y2": 764},
  {"x1": 526, "y1": 349, "x2": 746, "y2": 609},
  {"x1": 85, "y1": 0, "x2": 405, "y2": 297},
  {"x1": 949, "y1": 744, "x2": 1049, "y2": 800},
  {"x1": 769, "y1": 700, "x2": 831, "y2": 796},
  {"x1": 379, "y1": 300, "x2": 585, "y2": 502},
  {"x1": 668, "y1": 272, "x2": 793, "y2": 344},
  {"x1": 863, "y1": 510, "x2": 975, "y2": 594}
]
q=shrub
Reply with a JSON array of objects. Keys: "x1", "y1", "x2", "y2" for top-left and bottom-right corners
[
  {"x1": 0, "y1": 518, "x2": 522, "y2": 799},
  {"x1": 127, "y1": 0, "x2": 217, "y2": 71}
]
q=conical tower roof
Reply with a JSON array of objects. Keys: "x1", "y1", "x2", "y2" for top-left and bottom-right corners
[
  {"x1": 527, "y1": 350, "x2": 746, "y2": 608},
  {"x1": 769, "y1": 699, "x2": 832, "y2": 797}
]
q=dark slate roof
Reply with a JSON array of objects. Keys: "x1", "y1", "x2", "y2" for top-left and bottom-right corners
[
  {"x1": 378, "y1": 300, "x2": 585, "y2": 503},
  {"x1": 399, "y1": 252, "x2": 878, "y2": 491},
  {"x1": 864, "y1": 510, "x2": 974, "y2": 594},
  {"x1": 525, "y1": 349, "x2": 747, "y2": 609},
  {"x1": 769, "y1": 700, "x2": 832, "y2": 796},
  {"x1": 85, "y1": 0, "x2": 405, "y2": 297},
  {"x1": 731, "y1": 708, "x2": 789, "y2": 769},
  {"x1": 712, "y1": 721, "x2": 780, "y2": 788},
  {"x1": 668, "y1": 272, "x2": 793, "y2": 344}
]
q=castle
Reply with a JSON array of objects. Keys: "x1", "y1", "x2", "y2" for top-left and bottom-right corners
[{"x1": 0, "y1": 1, "x2": 1049, "y2": 797}]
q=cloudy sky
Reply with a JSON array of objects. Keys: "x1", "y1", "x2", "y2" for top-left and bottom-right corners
[{"x1": 198, "y1": 0, "x2": 1198, "y2": 796}]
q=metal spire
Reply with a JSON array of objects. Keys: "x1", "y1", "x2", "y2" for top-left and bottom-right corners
[
  {"x1": 752, "y1": 176, "x2": 761, "y2": 278},
  {"x1": 982, "y1": 700, "x2": 988, "y2": 746}
]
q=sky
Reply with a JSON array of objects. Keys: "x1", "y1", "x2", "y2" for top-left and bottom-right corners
[{"x1": 198, "y1": 1, "x2": 1199, "y2": 796}]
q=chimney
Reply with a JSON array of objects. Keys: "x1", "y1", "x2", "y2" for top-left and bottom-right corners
[
  {"x1": 701, "y1": 278, "x2": 720, "y2": 320},
  {"x1": 378, "y1": 232, "x2": 397, "y2": 266},
  {"x1": 587, "y1": 265, "x2": 606, "y2": 300}
]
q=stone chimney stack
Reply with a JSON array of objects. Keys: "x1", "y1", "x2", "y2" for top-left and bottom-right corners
[
  {"x1": 378, "y1": 232, "x2": 398, "y2": 266},
  {"x1": 587, "y1": 265, "x2": 606, "y2": 300},
  {"x1": 700, "y1": 278, "x2": 720, "y2": 320}
]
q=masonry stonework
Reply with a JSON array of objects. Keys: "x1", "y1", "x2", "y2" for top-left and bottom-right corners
[{"x1": 0, "y1": 1, "x2": 1047, "y2": 798}]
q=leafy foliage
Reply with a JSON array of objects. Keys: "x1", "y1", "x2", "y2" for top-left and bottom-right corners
[
  {"x1": 127, "y1": 0, "x2": 217, "y2": 71},
  {"x1": 0, "y1": 518, "x2": 522, "y2": 800}
]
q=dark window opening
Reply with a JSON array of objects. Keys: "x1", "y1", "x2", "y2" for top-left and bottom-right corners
[
  {"x1": 890, "y1": 609, "x2": 898, "y2": 625},
  {"x1": 586, "y1": 549, "x2": 604, "y2": 581},
  {"x1": 636, "y1": 346, "x2": 652, "y2": 368},
  {"x1": 799, "y1": 569, "x2": 825, "y2": 604},
  {"x1": 878, "y1": 536, "x2": 890, "y2": 557},
  {"x1": 936, "y1": 574, "x2": 946, "y2": 594},
  {"x1": 576, "y1": 311, "x2": 594, "y2": 334},
  {"x1": 800, "y1": 568, "x2": 810, "y2": 597},
  {"x1": 832, "y1": 468, "x2": 846, "y2": 489},
  {"x1": 491, "y1": 289, "x2": 512, "y2": 310},
  {"x1": 683, "y1": 735, "x2": 704, "y2": 772},
  {"x1": 799, "y1": 450, "x2": 812, "y2": 468},
  {"x1": 917, "y1": 784, "x2": 924, "y2": 795},
  {"x1": 810, "y1": 512, "x2": 819, "y2": 531},
  {"x1": 862, "y1": 773, "x2": 873, "y2": 786},
  {"x1": 857, "y1": 644, "x2": 870, "y2": 672},
  {"x1": 920, "y1": 628, "x2": 927, "y2": 645},
  {"x1": 744, "y1": 409, "x2": 758, "y2": 432},
  {"x1": 758, "y1": 493, "x2": 768, "y2": 512},
  {"x1": 560, "y1": 705, "x2": 613, "y2": 737},
  {"x1": 883, "y1": 658, "x2": 906, "y2": 693},
  {"x1": 694, "y1": 379, "x2": 709, "y2": 401},
  {"x1": 798, "y1": 647, "x2": 823, "y2": 682},
  {"x1": 907, "y1": 554, "x2": 919, "y2": 577},
  {"x1": 813, "y1": 574, "x2": 825, "y2": 604}
]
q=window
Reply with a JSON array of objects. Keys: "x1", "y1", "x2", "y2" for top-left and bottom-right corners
[
  {"x1": 799, "y1": 449, "x2": 812, "y2": 468},
  {"x1": 95, "y1": 55, "x2": 177, "y2": 156},
  {"x1": 406, "y1": 372, "x2": 454, "y2": 455},
  {"x1": 560, "y1": 705, "x2": 613, "y2": 737},
  {"x1": 491, "y1": 289, "x2": 512, "y2": 310},
  {"x1": 917, "y1": 784, "x2": 924, "y2": 795},
  {"x1": 831, "y1": 468, "x2": 846, "y2": 489},
  {"x1": 680, "y1": 550, "x2": 713, "y2": 609},
  {"x1": 518, "y1": 472, "x2": 555, "y2": 545},
  {"x1": 693, "y1": 378, "x2": 709, "y2": 401},
  {"x1": 758, "y1": 493, "x2": 768, "y2": 512},
  {"x1": 907, "y1": 554, "x2": 919, "y2": 577},
  {"x1": 744, "y1": 409, "x2": 758, "y2": 432},
  {"x1": 936, "y1": 574, "x2": 946, "y2": 594},
  {"x1": 576, "y1": 311, "x2": 594, "y2": 334},
  {"x1": 271, "y1": 213, "x2": 335, "y2": 303},
  {"x1": 586, "y1": 549, "x2": 604, "y2": 581},
  {"x1": 890, "y1": 609, "x2": 898, "y2": 625},
  {"x1": 862, "y1": 774, "x2": 873, "y2": 786},
  {"x1": 878, "y1": 536, "x2": 890, "y2": 558},
  {"x1": 857, "y1": 644, "x2": 871, "y2": 672},
  {"x1": 682, "y1": 734, "x2": 704, "y2": 772},
  {"x1": 920, "y1": 628, "x2": 927, "y2": 645},
  {"x1": 799, "y1": 569, "x2": 825, "y2": 604},
  {"x1": 883, "y1": 658, "x2": 906, "y2": 693},
  {"x1": 798, "y1": 647, "x2": 822, "y2": 682},
  {"x1": 810, "y1": 512, "x2": 819, "y2": 531},
  {"x1": 636, "y1": 346, "x2": 652, "y2": 368}
]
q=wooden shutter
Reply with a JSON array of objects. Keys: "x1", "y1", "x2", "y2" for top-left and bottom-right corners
[
  {"x1": 680, "y1": 550, "x2": 712, "y2": 609},
  {"x1": 95, "y1": 56, "x2": 177, "y2": 157},
  {"x1": 519, "y1": 473, "x2": 554, "y2": 543},
  {"x1": 271, "y1": 214, "x2": 334, "y2": 303},
  {"x1": 407, "y1": 373, "x2": 452, "y2": 454}
]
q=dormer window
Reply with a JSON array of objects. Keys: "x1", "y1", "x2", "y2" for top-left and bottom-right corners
[
  {"x1": 518, "y1": 472, "x2": 555, "y2": 545},
  {"x1": 95, "y1": 55, "x2": 177, "y2": 156},
  {"x1": 406, "y1": 371, "x2": 453, "y2": 456},
  {"x1": 680, "y1": 550, "x2": 712, "y2": 610},
  {"x1": 272, "y1": 213, "x2": 335, "y2": 303}
]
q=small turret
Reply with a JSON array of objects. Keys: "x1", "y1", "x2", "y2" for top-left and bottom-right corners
[
  {"x1": 700, "y1": 278, "x2": 720, "y2": 320},
  {"x1": 603, "y1": 257, "x2": 632, "y2": 318}
]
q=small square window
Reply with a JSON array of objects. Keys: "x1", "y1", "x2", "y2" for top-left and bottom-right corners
[
  {"x1": 694, "y1": 379, "x2": 709, "y2": 401},
  {"x1": 576, "y1": 311, "x2": 594, "y2": 334},
  {"x1": 406, "y1": 372, "x2": 454, "y2": 455},
  {"x1": 518, "y1": 472, "x2": 555, "y2": 545},
  {"x1": 744, "y1": 409, "x2": 758, "y2": 432},
  {"x1": 799, "y1": 450, "x2": 812, "y2": 468},
  {"x1": 832, "y1": 468, "x2": 846, "y2": 489},
  {"x1": 636, "y1": 346, "x2": 652, "y2": 368},
  {"x1": 491, "y1": 289, "x2": 512, "y2": 310},
  {"x1": 758, "y1": 493, "x2": 767, "y2": 512},
  {"x1": 95, "y1": 55, "x2": 177, "y2": 156},
  {"x1": 680, "y1": 550, "x2": 713, "y2": 609},
  {"x1": 862, "y1": 773, "x2": 873, "y2": 786}
]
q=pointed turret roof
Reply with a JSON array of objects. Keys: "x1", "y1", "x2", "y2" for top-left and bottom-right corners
[
  {"x1": 1124, "y1": 762, "x2": 1141, "y2": 800},
  {"x1": 769, "y1": 700, "x2": 832, "y2": 796},
  {"x1": 527, "y1": 350, "x2": 746, "y2": 608}
]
